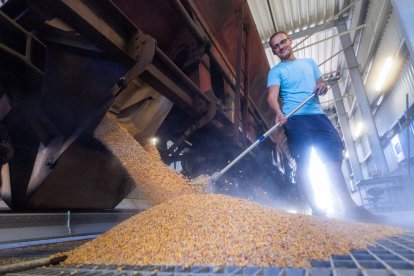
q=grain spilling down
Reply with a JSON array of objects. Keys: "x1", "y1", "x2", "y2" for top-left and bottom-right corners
[
  {"x1": 94, "y1": 115, "x2": 202, "y2": 206},
  {"x1": 63, "y1": 194, "x2": 404, "y2": 268}
]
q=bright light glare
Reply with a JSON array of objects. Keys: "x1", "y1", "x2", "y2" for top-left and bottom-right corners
[
  {"x1": 344, "y1": 150, "x2": 349, "y2": 159},
  {"x1": 150, "y1": 137, "x2": 159, "y2": 145},
  {"x1": 308, "y1": 148, "x2": 335, "y2": 214},
  {"x1": 375, "y1": 57, "x2": 394, "y2": 91},
  {"x1": 376, "y1": 94, "x2": 384, "y2": 106},
  {"x1": 286, "y1": 209, "x2": 298, "y2": 214},
  {"x1": 391, "y1": 134, "x2": 405, "y2": 162},
  {"x1": 354, "y1": 121, "x2": 364, "y2": 139}
]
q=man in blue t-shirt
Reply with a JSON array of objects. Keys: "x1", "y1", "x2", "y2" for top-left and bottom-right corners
[{"x1": 267, "y1": 31, "x2": 378, "y2": 221}]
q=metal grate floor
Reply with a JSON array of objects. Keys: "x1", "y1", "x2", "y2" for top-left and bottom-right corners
[
  {"x1": 5, "y1": 233, "x2": 414, "y2": 275},
  {"x1": 0, "y1": 240, "x2": 89, "y2": 266}
]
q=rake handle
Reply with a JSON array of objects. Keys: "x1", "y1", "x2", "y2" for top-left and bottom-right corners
[{"x1": 212, "y1": 93, "x2": 316, "y2": 182}]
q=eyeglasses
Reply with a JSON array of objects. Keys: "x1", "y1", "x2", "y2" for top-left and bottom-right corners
[{"x1": 270, "y1": 38, "x2": 289, "y2": 50}]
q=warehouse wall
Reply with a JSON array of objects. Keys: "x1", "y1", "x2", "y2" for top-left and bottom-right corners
[
  {"x1": 375, "y1": 60, "x2": 413, "y2": 137},
  {"x1": 365, "y1": 9, "x2": 406, "y2": 105},
  {"x1": 341, "y1": 2, "x2": 414, "y2": 180},
  {"x1": 371, "y1": 7, "x2": 413, "y2": 175},
  {"x1": 355, "y1": 0, "x2": 391, "y2": 73}
]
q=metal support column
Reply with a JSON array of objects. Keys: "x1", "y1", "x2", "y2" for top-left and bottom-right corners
[
  {"x1": 392, "y1": 0, "x2": 414, "y2": 65},
  {"x1": 242, "y1": 21, "x2": 250, "y2": 147},
  {"x1": 336, "y1": 21, "x2": 389, "y2": 176},
  {"x1": 331, "y1": 81, "x2": 363, "y2": 182},
  {"x1": 234, "y1": 9, "x2": 244, "y2": 144}
]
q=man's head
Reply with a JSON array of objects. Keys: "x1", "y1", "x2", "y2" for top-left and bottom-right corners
[{"x1": 269, "y1": 31, "x2": 294, "y2": 61}]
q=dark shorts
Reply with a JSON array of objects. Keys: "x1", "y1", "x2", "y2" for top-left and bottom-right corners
[{"x1": 283, "y1": 114, "x2": 344, "y2": 164}]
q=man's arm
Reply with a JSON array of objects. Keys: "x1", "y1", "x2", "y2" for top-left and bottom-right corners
[{"x1": 267, "y1": 85, "x2": 287, "y2": 125}]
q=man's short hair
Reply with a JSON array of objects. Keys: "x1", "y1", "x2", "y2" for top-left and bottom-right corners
[{"x1": 269, "y1": 31, "x2": 289, "y2": 44}]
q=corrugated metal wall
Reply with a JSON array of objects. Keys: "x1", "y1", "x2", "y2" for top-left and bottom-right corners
[
  {"x1": 342, "y1": 0, "x2": 391, "y2": 178},
  {"x1": 369, "y1": 7, "x2": 413, "y2": 174},
  {"x1": 249, "y1": 0, "x2": 413, "y2": 178},
  {"x1": 345, "y1": 6, "x2": 413, "y2": 176},
  {"x1": 356, "y1": 0, "x2": 391, "y2": 75},
  {"x1": 375, "y1": 60, "x2": 414, "y2": 136},
  {"x1": 365, "y1": 9, "x2": 406, "y2": 105}
]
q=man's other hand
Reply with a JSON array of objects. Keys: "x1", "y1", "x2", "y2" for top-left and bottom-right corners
[{"x1": 313, "y1": 83, "x2": 328, "y2": 96}]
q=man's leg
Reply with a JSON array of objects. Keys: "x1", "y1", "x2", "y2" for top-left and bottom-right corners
[
  {"x1": 296, "y1": 158, "x2": 327, "y2": 216},
  {"x1": 325, "y1": 161, "x2": 358, "y2": 210},
  {"x1": 324, "y1": 160, "x2": 384, "y2": 221},
  {"x1": 284, "y1": 116, "x2": 327, "y2": 216}
]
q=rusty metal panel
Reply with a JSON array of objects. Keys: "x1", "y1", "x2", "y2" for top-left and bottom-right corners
[
  {"x1": 111, "y1": 0, "x2": 185, "y2": 54},
  {"x1": 1, "y1": 0, "x2": 292, "y2": 210},
  {"x1": 190, "y1": 0, "x2": 274, "y2": 128}
]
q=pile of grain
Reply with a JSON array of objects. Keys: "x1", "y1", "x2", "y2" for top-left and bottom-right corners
[
  {"x1": 186, "y1": 174, "x2": 211, "y2": 193},
  {"x1": 63, "y1": 193, "x2": 403, "y2": 268},
  {"x1": 89, "y1": 115, "x2": 404, "y2": 268},
  {"x1": 94, "y1": 115, "x2": 200, "y2": 206}
]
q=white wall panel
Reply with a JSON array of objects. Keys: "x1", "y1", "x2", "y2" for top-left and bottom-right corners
[
  {"x1": 375, "y1": 60, "x2": 414, "y2": 136},
  {"x1": 384, "y1": 143, "x2": 399, "y2": 172},
  {"x1": 364, "y1": 9, "x2": 405, "y2": 104},
  {"x1": 357, "y1": 0, "x2": 391, "y2": 73}
]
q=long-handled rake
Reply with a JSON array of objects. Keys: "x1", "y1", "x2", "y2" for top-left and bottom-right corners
[{"x1": 202, "y1": 93, "x2": 317, "y2": 188}]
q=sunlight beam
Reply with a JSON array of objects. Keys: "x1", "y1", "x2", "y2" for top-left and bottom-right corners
[{"x1": 308, "y1": 147, "x2": 335, "y2": 214}]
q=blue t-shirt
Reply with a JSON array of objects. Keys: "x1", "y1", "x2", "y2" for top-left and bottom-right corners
[{"x1": 267, "y1": 58, "x2": 324, "y2": 115}]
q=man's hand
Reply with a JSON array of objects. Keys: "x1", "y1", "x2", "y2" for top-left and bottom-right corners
[
  {"x1": 313, "y1": 82, "x2": 328, "y2": 96},
  {"x1": 275, "y1": 112, "x2": 287, "y2": 125}
]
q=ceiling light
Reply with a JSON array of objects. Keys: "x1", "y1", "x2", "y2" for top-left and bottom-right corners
[
  {"x1": 376, "y1": 94, "x2": 384, "y2": 106},
  {"x1": 150, "y1": 137, "x2": 159, "y2": 145},
  {"x1": 375, "y1": 57, "x2": 394, "y2": 91}
]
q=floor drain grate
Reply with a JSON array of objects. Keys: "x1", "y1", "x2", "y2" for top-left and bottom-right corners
[{"x1": 5, "y1": 233, "x2": 414, "y2": 275}]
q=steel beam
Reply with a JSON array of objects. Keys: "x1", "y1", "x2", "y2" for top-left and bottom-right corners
[
  {"x1": 294, "y1": 24, "x2": 367, "y2": 53},
  {"x1": 331, "y1": 81, "x2": 363, "y2": 182},
  {"x1": 234, "y1": 10, "x2": 244, "y2": 143},
  {"x1": 336, "y1": 21, "x2": 389, "y2": 176},
  {"x1": 27, "y1": 0, "x2": 136, "y2": 66},
  {"x1": 142, "y1": 64, "x2": 195, "y2": 115},
  {"x1": 263, "y1": 19, "x2": 344, "y2": 49},
  {"x1": 28, "y1": 0, "x2": 211, "y2": 119},
  {"x1": 293, "y1": 0, "x2": 362, "y2": 50},
  {"x1": 392, "y1": 0, "x2": 414, "y2": 65},
  {"x1": 242, "y1": 21, "x2": 251, "y2": 147},
  {"x1": 0, "y1": 9, "x2": 46, "y2": 91}
]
